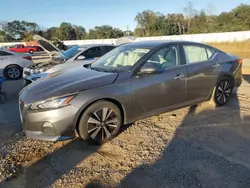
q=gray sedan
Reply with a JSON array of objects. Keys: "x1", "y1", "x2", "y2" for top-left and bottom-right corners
[{"x1": 19, "y1": 40, "x2": 242, "y2": 144}]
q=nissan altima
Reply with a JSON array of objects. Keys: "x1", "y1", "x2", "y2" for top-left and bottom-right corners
[{"x1": 19, "y1": 40, "x2": 242, "y2": 144}]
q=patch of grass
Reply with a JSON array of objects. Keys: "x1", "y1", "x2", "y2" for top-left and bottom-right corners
[{"x1": 207, "y1": 40, "x2": 250, "y2": 58}]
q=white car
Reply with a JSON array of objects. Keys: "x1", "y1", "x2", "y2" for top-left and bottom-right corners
[
  {"x1": 23, "y1": 35, "x2": 116, "y2": 85},
  {"x1": 0, "y1": 48, "x2": 32, "y2": 80}
]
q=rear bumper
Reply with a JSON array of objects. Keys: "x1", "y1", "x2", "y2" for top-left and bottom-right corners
[{"x1": 235, "y1": 77, "x2": 242, "y2": 87}]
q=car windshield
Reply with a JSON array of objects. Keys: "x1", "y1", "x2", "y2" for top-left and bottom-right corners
[
  {"x1": 90, "y1": 45, "x2": 149, "y2": 72},
  {"x1": 62, "y1": 46, "x2": 81, "y2": 59}
]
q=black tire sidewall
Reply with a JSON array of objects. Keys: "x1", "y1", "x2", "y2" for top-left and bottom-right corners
[
  {"x1": 4, "y1": 65, "x2": 23, "y2": 80},
  {"x1": 78, "y1": 101, "x2": 122, "y2": 145},
  {"x1": 214, "y1": 78, "x2": 233, "y2": 106}
]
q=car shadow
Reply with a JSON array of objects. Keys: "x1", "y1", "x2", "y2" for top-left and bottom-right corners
[
  {"x1": 243, "y1": 74, "x2": 250, "y2": 84},
  {"x1": 0, "y1": 80, "x2": 24, "y2": 147},
  {"x1": 86, "y1": 93, "x2": 250, "y2": 187},
  {"x1": 0, "y1": 123, "x2": 132, "y2": 188},
  {"x1": 0, "y1": 139, "x2": 99, "y2": 188}
]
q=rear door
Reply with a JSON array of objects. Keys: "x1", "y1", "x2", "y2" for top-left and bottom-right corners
[
  {"x1": 181, "y1": 43, "x2": 220, "y2": 102},
  {"x1": 0, "y1": 50, "x2": 13, "y2": 76},
  {"x1": 131, "y1": 44, "x2": 187, "y2": 118}
]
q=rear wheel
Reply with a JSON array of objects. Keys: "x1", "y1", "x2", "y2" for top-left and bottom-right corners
[
  {"x1": 29, "y1": 50, "x2": 34, "y2": 54},
  {"x1": 78, "y1": 101, "x2": 122, "y2": 145},
  {"x1": 4, "y1": 65, "x2": 22, "y2": 80},
  {"x1": 213, "y1": 77, "x2": 234, "y2": 106}
]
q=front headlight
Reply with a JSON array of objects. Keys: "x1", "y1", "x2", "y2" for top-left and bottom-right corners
[{"x1": 30, "y1": 94, "x2": 77, "y2": 111}]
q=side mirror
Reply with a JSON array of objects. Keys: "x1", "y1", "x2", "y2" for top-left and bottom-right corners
[
  {"x1": 139, "y1": 63, "x2": 158, "y2": 74},
  {"x1": 77, "y1": 55, "x2": 86, "y2": 60}
]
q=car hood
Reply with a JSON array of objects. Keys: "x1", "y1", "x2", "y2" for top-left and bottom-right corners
[
  {"x1": 33, "y1": 35, "x2": 64, "y2": 57},
  {"x1": 20, "y1": 67, "x2": 118, "y2": 104},
  {"x1": 45, "y1": 60, "x2": 91, "y2": 74}
]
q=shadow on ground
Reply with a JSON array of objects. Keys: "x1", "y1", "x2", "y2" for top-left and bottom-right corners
[
  {"x1": 243, "y1": 74, "x2": 250, "y2": 84},
  {"x1": 0, "y1": 139, "x2": 99, "y2": 188},
  {"x1": 0, "y1": 80, "x2": 24, "y2": 147},
  {"x1": 86, "y1": 93, "x2": 250, "y2": 188}
]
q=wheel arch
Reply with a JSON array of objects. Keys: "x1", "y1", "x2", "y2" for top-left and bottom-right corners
[
  {"x1": 208, "y1": 73, "x2": 235, "y2": 100},
  {"x1": 217, "y1": 73, "x2": 235, "y2": 88},
  {"x1": 3, "y1": 64, "x2": 23, "y2": 76},
  {"x1": 4, "y1": 64, "x2": 23, "y2": 70},
  {"x1": 74, "y1": 98, "x2": 126, "y2": 132}
]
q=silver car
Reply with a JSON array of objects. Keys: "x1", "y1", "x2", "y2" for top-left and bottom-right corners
[
  {"x1": 0, "y1": 48, "x2": 32, "y2": 80},
  {"x1": 23, "y1": 35, "x2": 116, "y2": 84},
  {"x1": 19, "y1": 40, "x2": 242, "y2": 145}
]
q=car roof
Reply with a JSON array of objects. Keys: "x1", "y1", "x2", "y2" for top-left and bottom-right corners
[
  {"x1": 78, "y1": 44, "x2": 115, "y2": 48},
  {"x1": 121, "y1": 40, "x2": 209, "y2": 49},
  {"x1": 0, "y1": 48, "x2": 15, "y2": 54}
]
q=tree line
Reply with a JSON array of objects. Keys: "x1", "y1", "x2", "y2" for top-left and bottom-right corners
[{"x1": 0, "y1": 3, "x2": 250, "y2": 42}]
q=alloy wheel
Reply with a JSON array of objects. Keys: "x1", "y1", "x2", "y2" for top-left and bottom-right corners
[
  {"x1": 87, "y1": 108, "x2": 118, "y2": 141},
  {"x1": 7, "y1": 67, "x2": 21, "y2": 79},
  {"x1": 215, "y1": 80, "x2": 232, "y2": 106}
]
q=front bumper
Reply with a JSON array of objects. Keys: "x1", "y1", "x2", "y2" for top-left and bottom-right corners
[
  {"x1": 20, "y1": 105, "x2": 78, "y2": 141},
  {"x1": 25, "y1": 131, "x2": 72, "y2": 141}
]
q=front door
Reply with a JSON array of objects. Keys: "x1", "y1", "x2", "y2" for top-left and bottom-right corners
[
  {"x1": 182, "y1": 44, "x2": 221, "y2": 102},
  {"x1": 131, "y1": 44, "x2": 186, "y2": 118},
  {"x1": 75, "y1": 47, "x2": 102, "y2": 64}
]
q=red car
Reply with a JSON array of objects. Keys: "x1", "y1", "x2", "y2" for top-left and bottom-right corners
[{"x1": 8, "y1": 44, "x2": 37, "y2": 54}]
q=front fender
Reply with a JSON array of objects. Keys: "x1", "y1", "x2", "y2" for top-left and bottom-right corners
[{"x1": 71, "y1": 82, "x2": 132, "y2": 128}]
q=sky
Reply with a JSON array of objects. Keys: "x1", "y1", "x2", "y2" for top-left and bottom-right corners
[{"x1": 1, "y1": 0, "x2": 250, "y2": 31}]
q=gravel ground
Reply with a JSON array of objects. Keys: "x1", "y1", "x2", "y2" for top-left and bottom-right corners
[{"x1": 0, "y1": 66, "x2": 250, "y2": 187}]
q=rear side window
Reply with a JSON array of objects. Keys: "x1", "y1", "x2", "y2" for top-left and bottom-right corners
[
  {"x1": 183, "y1": 45, "x2": 215, "y2": 64},
  {"x1": 83, "y1": 47, "x2": 102, "y2": 58},
  {"x1": 0, "y1": 50, "x2": 13, "y2": 56}
]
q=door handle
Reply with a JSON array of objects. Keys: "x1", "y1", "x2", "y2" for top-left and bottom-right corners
[
  {"x1": 174, "y1": 73, "x2": 185, "y2": 80},
  {"x1": 212, "y1": 64, "x2": 220, "y2": 68}
]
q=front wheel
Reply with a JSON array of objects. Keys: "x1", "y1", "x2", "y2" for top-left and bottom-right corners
[
  {"x1": 29, "y1": 50, "x2": 34, "y2": 54},
  {"x1": 78, "y1": 101, "x2": 122, "y2": 145},
  {"x1": 213, "y1": 78, "x2": 234, "y2": 106}
]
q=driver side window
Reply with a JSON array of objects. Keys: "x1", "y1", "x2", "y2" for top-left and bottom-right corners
[{"x1": 145, "y1": 45, "x2": 178, "y2": 70}]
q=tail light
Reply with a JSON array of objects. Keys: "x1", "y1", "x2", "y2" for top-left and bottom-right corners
[
  {"x1": 236, "y1": 59, "x2": 243, "y2": 64},
  {"x1": 23, "y1": 56, "x2": 32, "y2": 61}
]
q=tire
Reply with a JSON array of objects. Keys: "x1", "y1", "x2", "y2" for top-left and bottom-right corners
[
  {"x1": 4, "y1": 65, "x2": 23, "y2": 80},
  {"x1": 29, "y1": 50, "x2": 34, "y2": 54},
  {"x1": 78, "y1": 101, "x2": 122, "y2": 145},
  {"x1": 213, "y1": 77, "x2": 234, "y2": 106}
]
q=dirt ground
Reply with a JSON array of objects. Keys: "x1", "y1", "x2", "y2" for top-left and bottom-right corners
[{"x1": 0, "y1": 59, "x2": 250, "y2": 187}]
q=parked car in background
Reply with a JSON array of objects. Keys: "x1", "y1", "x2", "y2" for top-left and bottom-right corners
[
  {"x1": 8, "y1": 44, "x2": 37, "y2": 54},
  {"x1": 0, "y1": 48, "x2": 32, "y2": 80},
  {"x1": 23, "y1": 35, "x2": 116, "y2": 85},
  {"x1": 19, "y1": 40, "x2": 242, "y2": 145}
]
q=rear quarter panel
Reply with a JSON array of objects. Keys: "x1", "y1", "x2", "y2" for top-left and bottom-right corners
[
  {"x1": 9, "y1": 55, "x2": 32, "y2": 68},
  {"x1": 216, "y1": 52, "x2": 241, "y2": 84}
]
